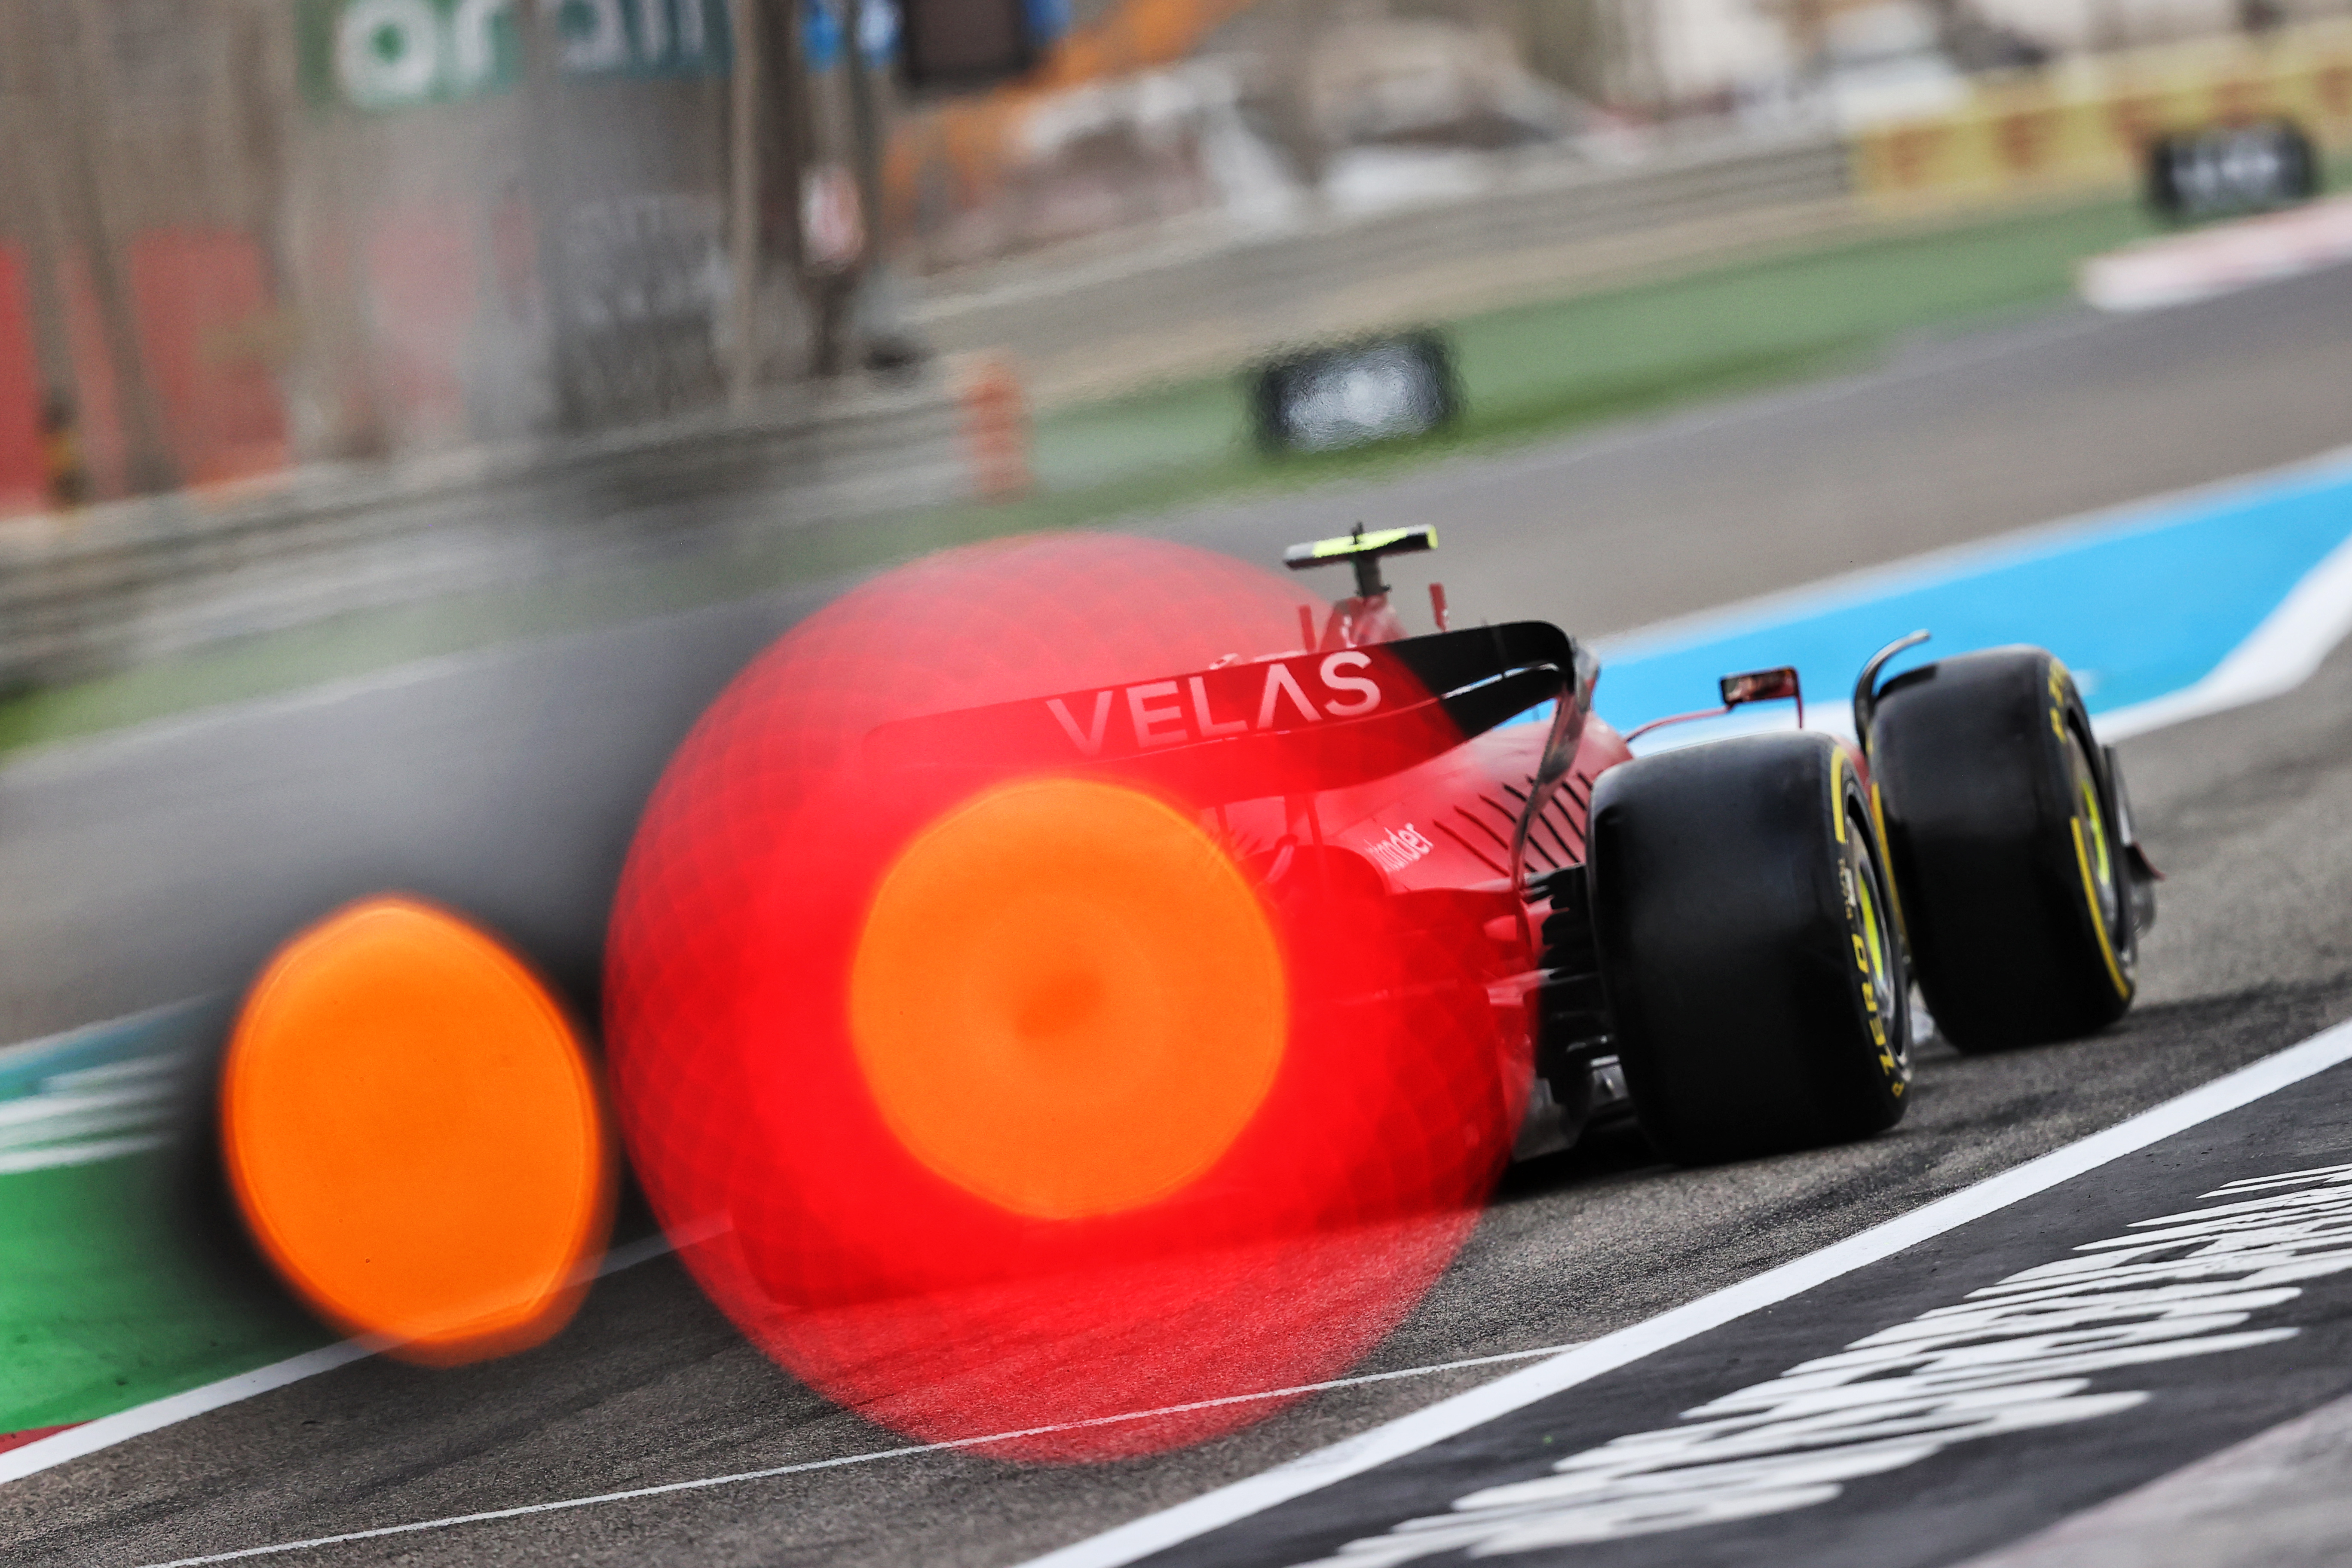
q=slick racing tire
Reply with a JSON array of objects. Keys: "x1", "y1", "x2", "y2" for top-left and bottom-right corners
[
  {"x1": 1587, "y1": 732, "x2": 1911, "y2": 1165},
  {"x1": 1867, "y1": 646, "x2": 2135, "y2": 1052}
]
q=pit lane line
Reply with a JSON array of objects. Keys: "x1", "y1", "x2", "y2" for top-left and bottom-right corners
[
  {"x1": 104, "y1": 1016, "x2": 2352, "y2": 1568},
  {"x1": 1012, "y1": 1015, "x2": 2352, "y2": 1568},
  {"x1": 120, "y1": 1344, "x2": 1590, "y2": 1568},
  {"x1": 0, "y1": 1230, "x2": 683, "y2": 1487}
]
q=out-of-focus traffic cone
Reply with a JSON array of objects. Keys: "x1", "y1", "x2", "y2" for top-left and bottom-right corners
[{"x1": 960, "y1": 358, "x2": 1032, "y2": 501}]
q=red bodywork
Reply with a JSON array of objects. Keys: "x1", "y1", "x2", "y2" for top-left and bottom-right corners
[
  {"x1": 604, "y1": 535, "x2": 1874, "y2": 1456},
  {"x1": 606, "y1": 538, "x2": 1619, "y2": 1453},
  {"x1": 864, "y1": 577, "x2": 1646, "y2": 1155},
  {"x1": 1222, "y1": 588, "x2": 1638, "y2": 1155}
]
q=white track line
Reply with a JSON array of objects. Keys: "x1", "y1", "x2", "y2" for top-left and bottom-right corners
[
  {"x1": 0, "y1": 1231, "x2": 684, "y2": 1487},
  {"x1": 1015, "y1": 1015, "x2": 2352, "y2": 1568},
  {"x1": 126, "y1": 1345, "x2": 1585, "y2": 1568},
  {"x1": 2095, "y1": 523, "x2": 2352, "y2": 740},
  {"x1": 0, "y1": 1133, "x2": 168, "y2": 1176},
  {"x1": 1584, "y1": 444, "x2": 2352, "y2": 761},
  {"x1": 102, "y1": 1017, "x2": 2352, "y2": 1566},
  {"x1": 0, "y1": 1341, "x2": 379, "y2": 1489},
  {"x1": 1595, "y1": 440, "x2": 2352, "y2": 665}
]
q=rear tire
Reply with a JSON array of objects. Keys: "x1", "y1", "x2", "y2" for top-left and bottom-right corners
[
  {"x1": 1867, "y1": 646, "x2": 2136, "y2": 1051},
  {"x1": 1588, "y1": 732, "x2": 1911, "y2": 1165}
]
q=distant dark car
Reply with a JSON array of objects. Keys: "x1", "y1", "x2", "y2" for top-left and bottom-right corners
[
  {"x1": 2147, "y1": 118, "x2": 2321, "y2": 222},
  {"x1": 1249, "y1": 331, "x2": 1461, "y2": 455}
]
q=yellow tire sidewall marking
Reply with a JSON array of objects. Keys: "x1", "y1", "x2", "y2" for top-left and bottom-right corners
[{"x1": 2071, "y1": 815, "x2": 2131, "y2": 999}]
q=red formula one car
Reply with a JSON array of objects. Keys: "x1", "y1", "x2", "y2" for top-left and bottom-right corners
[
  {"x1": 210, "y1": 524, "x2": 2162, "y2": 1391},
  {"x1": 879, "y1": 523, "x2": 2160, "y2": 1168}
]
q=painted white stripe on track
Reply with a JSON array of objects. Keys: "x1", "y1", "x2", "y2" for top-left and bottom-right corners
[
  {"x1": 1611, "y1": 508, "x2": 2352, "y2": 753},
  {"x1": 0, "y1": 1231, "x2": 687, "y2": 1487},
  {"x1": 122, "y1": 1346, "x2": 1589, "y2": 1568},
  {"x1": 1014, "y1": 1016, "x2": 2352, "y2": 1568},
  {"x1": 2095, "y1": 522, "x2": 2352, "y2": 740},
  {"x1": 0, "y1": 1133, "x2": 170, "y2": 1176},
  {"x1": 0, "y1": 1341, "x2": 379, "y2": 1488},
  {"x1": 83, "y1": 1016, "x2": 2352, "y2": 1566},
  {"x1": 1592, "y1": 440, "x2": 2352, "y2": 666}
]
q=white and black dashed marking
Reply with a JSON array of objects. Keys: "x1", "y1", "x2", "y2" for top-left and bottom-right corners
[
  {"x1": 1304, "y1": 1163, "x2": 2352, "y2": 1565},
  {"x1": 1042, "y1": 1024, "x2": 2352, "y2": 1568}
]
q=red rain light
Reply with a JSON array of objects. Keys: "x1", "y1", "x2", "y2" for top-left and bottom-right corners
[{"x1": 604, "y1": 533, "x2": 1520, "y2": 1460}]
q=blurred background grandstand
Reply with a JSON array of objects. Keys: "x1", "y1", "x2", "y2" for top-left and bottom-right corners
[{"x1": 3, "y1": 0, "x2": 2351, "y2": 712}]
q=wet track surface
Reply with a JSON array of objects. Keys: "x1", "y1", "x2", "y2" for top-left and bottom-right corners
[{"x1": 7, "y1": 265, "x2": 2352, "y2": 1566}]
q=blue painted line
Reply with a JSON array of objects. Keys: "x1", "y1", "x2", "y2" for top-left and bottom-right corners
[
  {"x1": 0, "y1": 1001, "x2": 225, "y2": 1105},
  {"x1": 1580, "y1": 452, "x2": 2352, "y2": 735}
]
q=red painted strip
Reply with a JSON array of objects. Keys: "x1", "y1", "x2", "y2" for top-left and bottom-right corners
[{"x1": 0, "y1": 1424, "x2": 79, "y2": 1456}]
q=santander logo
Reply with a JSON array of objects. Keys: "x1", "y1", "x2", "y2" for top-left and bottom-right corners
[
  {"x1": 1363, "y1": 823, "x2": 1435, "y2": 874},
  {"x1": 1044, "y1": 652, "x2": 1388, "y2": 756}
]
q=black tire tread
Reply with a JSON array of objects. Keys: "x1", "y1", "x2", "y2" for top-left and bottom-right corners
[
  {"x1": 1868, "y1": 646, "x2": 2135, "y2": 1050},
  {"x1": 1589, "y1": 732, "x2": 1909, "y2": 1164}
]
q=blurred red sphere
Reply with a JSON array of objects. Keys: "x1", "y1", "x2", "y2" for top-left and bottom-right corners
[{"x1": 604, "y1": 533, "x2": 1517, "y2": 1460}]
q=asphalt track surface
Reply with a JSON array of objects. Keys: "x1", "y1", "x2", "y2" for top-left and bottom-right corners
[{"x1": 7, "y1": 261, "x2": 2352, "y2": 1566}]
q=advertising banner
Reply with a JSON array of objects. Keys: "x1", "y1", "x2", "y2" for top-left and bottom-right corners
[
  {"x1": 297, "y1": 0, "x2": 733, "y2": 111},
  {"x1": 1853, "y1": 19, "x2": 2352, "y2": 207}
]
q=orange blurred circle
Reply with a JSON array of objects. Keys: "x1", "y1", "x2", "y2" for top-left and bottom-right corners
[
  {"x1": 849, "y1": 778, "x2": 1287, "y2": 1220},
  {"x1": 222, "y1": 897, "x2": 612, "y2": 1366}
]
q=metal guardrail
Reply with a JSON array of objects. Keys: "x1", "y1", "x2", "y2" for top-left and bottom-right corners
[
  {"x1": 0, "y1": 378, "x2": 978, "y2": 692},
  {"x1": 914, "y1": 130, "x2": 1856, "y2": 402}
]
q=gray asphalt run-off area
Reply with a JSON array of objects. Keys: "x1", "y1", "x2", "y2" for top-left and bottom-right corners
[{"x1": 7, "y1": 261, "x2": 2352, "y2": 1567}]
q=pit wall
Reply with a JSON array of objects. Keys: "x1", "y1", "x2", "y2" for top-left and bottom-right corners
[{"x1": 0, "y1": 368, "x2": 1010, "y2": 693}]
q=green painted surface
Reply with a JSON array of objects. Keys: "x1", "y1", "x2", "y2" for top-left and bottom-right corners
[
  {"x1": 0, "y1": 1008, "x2": 327, "y2": 1439},
  {"x1": 0, "y1": 1154, "x2": 328, "y2": 1436},
  {"x1": 1031, "y1": 195, "x2": 2166, "y2": 489}
]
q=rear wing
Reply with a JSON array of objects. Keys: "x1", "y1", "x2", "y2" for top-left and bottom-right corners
[{"x1": 864, "y1": 622, "x2": 1580, "y2": 803}]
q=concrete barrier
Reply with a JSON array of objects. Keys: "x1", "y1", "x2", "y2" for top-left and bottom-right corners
[
  {"x1": 0, "y1": 375, "x2": 979, "y2": 692},
  {"x1": 3, "y1": 130, "x2": 1855, "y2": 693}
]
